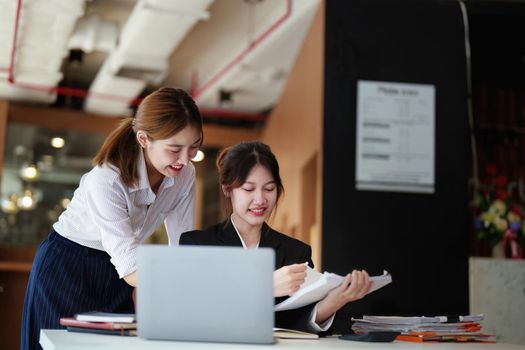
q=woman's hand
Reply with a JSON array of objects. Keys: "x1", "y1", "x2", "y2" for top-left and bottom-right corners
[
  {"x1": 123, "y1": 271, "x2": 137, "y2": 287},
  {"x1": 273, "y1": 263, "x2": 307, "y2": 297},
  {"x1": 315, "y1": 270, "x2": 372, "y2": 324}
]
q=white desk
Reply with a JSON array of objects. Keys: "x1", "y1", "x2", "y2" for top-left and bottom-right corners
[{"x1": 40, "y1": 330, "x2": 525, "y2": 350}]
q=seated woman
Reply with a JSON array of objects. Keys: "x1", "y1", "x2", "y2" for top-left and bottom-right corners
[{"x1": 180, "y1": 141, "x2": 371, "y2": 333}]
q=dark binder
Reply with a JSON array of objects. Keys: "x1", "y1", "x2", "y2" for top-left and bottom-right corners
[{"x1": 66, "y1": 326, "x2": 137, "y2": 337}]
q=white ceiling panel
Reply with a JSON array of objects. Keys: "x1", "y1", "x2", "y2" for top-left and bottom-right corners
[{"x1": 0, "y1": 0, "x2": 321, "y2": 119}]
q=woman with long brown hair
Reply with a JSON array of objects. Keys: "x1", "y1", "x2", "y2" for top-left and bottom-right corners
[{"x1": 21, "y1": 87, "x2": 203, "y2": 350}]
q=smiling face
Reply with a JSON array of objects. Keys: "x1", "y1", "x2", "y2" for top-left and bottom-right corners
[
  {"x1": 228, "y1": 164, "x2": 278, "y2": 231},
  {"x1": 138, "y1": 124, "x2": 201, "y2": 186}
]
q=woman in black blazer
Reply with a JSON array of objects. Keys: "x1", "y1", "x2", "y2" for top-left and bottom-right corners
[{"x1": 180, "y1": 141, "x2": 371, "y2": 333}]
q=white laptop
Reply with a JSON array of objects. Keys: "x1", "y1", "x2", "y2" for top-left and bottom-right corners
[{"x1": 137, "y1": 245, "x2": 275, "y2": 344}]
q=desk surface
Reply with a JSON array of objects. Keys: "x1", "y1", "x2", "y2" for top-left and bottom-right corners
[{"x1": 40, "y1": 330, "x2": 525, "y2": 350}]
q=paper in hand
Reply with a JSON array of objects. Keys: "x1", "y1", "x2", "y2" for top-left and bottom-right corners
[{"x1": 274, "y1": 267, "x2": 392, "y2": 312}]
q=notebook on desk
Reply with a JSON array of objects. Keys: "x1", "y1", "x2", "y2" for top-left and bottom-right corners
[{"x1": 137, "y1": 245, "x2": 275, "y2": 344}]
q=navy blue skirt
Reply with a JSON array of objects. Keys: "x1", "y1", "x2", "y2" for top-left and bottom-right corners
[{"x1": 21, "y1": 230, "x2": 134, "y2": 350}]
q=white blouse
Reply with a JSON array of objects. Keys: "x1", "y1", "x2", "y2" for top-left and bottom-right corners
[{"x1": 53, "y1": 149, "x2": 195, "y2": 278}]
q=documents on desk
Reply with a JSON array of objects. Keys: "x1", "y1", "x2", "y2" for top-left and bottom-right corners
[
  {"x1": 60, "y1": 315, "x2": 137, "y2": 336},
  {"x1": 74, "y1": 311, "x2": 136, "y2": 323},
  {"x1": 351, "y1": 314, "x2": 495, "y2": 342},
  {"x1": 60, "y1": 313, "x2": 137, "y2": 337},
  {"x1": 275, "y1": 266, "x2": 392, "y2": 311},
  {"x1": 359, "y1": 314, "x2": 485, "y2": 324},
  {"x1": 60, "y1": 318, "x2": 137, "y2": 330}
]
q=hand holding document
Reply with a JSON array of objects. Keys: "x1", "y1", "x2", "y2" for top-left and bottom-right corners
[{"x1": 274, "y1": 266, "x2": 392, "y2": 311}]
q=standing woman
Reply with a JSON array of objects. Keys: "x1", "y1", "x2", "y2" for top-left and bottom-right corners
[
  {"x1": 21, "y1": 87, "x2": 203, "y2": 350},
  {"x1": 180, "y1": 141, "x2": 371, "y2": 333}
]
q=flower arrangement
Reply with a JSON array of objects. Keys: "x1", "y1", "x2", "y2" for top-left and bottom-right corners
[{"x1": 473, "y1": 169, "x2": 524, "y2": 259}]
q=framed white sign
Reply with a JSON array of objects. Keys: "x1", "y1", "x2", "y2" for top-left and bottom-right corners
[{"x1": 355, "y1": 80, "x2": 435, "y2": 194}]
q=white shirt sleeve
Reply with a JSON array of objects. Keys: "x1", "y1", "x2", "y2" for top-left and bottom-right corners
[
  {"x1": 306, "y1": 302, "x2": 336, "y2": 333},
  {"x1": 83, "y1": 171, "x2": 139, "y2": 278}
]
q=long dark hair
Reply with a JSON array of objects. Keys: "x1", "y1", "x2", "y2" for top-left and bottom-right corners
[
  {"x1": 93, "y1": 87, "x2": 203, "y2": 187},
  {"x1": 216, "y1": 141, "x2": 284, "y2": 218}
]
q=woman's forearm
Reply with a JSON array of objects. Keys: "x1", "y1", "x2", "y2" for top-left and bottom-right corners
[{"x1": 123, "y1": 271, "x2": 137, "y2": 287}]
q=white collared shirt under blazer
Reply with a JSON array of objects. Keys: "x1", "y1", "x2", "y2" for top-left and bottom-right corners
[{"x1": 53, "y1": 149, "x2": 195, "y2": 278}]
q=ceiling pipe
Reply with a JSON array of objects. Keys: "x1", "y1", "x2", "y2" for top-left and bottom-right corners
[
  {"x1": 191, "y1": 0, "x2": 292, "y2": 100},
  {"x1": 4, "y1": 0, "x2": 142, "y2": 106},
  {"x1": 7, "y1": 0, "x2": 23, "y2": 84},
  {"x1": 2, "y1": 0, "x2": 268, "y2": 122}
]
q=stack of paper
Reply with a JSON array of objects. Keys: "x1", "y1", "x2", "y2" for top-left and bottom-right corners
[
  {"x1": 60, "y1": 312, "x2": 137, "y2": 336},
  {"x1": 74, "y1": 311, "x2": 136, "y2": 323},
  {"x1": 275, "y1": 267, "x2": 392, "y2": 311},
  {"x1": 351, "y1": 314, "x2": 495, "y2": 342}
]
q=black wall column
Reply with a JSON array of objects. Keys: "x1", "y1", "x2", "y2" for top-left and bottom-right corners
[{"x1": 322, "y1": 0, "x2": 469, "y2": 332}]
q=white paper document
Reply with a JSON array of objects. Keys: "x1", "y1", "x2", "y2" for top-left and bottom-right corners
[
  {"x1": 357, "y1": 314, "x2": 484, "y2": 325},
  {"x1": 274, "y1": 267, "x2": 392, "y2": 312}
]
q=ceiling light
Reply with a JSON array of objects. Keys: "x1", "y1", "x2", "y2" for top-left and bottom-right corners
[
  {"x1": 14, "y1": 145, "x2": 27, "y2": 157},
  {"x1": 1, "y1": 194, "x2": 19, "y2": 214},
  {"x1": 38, "y1": 155, "x2": 55, "y2": 171},
  {"x1": 192, "y1": 150, "x2": 205, "y2": 162},
  {"x1": 51, "y1": 137, "x2": 65, "y2": 148},
  {"x1": 17, "y1": 190, "x2": 37, "y2": 211},
  {"x1": 20, "y1": 164, "x2": 40, "y2": 182},
  {"x1": 61, "y1": 198, "x2": 71, "y2": 209}
]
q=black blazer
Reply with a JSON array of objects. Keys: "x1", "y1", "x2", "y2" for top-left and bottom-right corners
[{"x1": 179, "y1": 220, "x2": 320, "y2": 332}]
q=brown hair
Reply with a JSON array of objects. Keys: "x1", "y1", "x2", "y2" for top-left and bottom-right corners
[
  {"x1": 93, "y1": 87, "x2": 203, "y2": 187},
  {"x1": 216, "y1": 141, "x2": 284, "y2": 218}
]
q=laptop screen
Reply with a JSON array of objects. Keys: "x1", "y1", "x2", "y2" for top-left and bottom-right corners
[{"x1": 137, "y1": 245, "x2": 275, "y2": 344}]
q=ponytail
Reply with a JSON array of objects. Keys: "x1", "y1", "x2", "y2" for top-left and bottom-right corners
[{"x1": 93, "y1": 117, "x2": 140, "y2": 187}]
